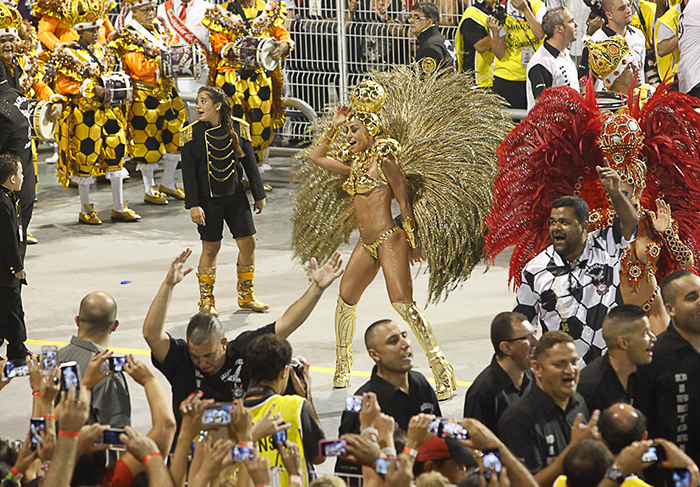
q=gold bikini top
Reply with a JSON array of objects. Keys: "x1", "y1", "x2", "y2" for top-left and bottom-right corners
[{"x1": 336, "y1": 138, "x2": 402, "y2": 196}]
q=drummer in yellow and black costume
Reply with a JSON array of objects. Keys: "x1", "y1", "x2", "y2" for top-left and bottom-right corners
[
  {"x1": 52, "y1": 0, "x2": 140, "y2": 224},
  {"x1": 202, "y1": 0, "x2": 293, "y2": 189},
  {"x1": 108, "y1": 0, "x2": 187, "y2": 206}
]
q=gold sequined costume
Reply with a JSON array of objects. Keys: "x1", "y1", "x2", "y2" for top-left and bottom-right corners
[
  {"x1": 292, "y1": 67, "x2": 512, "y2": 399},
  {"x1": 202, "y1": 0, "x2": 293, "y2": 164}
]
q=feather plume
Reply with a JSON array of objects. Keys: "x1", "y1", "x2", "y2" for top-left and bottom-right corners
[{"x1": 291, "y1": 65, "x2": 512, "y2": 303}]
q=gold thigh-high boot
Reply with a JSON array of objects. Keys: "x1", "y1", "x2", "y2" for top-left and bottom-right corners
[
  {"x1": 392, "y1": 302, "x2": 457, "y2": 400},
  {"x1": 334, "y1": 295, "x2": 357, "y2": 388},
  {"x1": 196, "y1": 266, "x2": 218, "y2": 316},
  {"x1": 237, "y1": 265, "x2": 269, "y2": 312}
]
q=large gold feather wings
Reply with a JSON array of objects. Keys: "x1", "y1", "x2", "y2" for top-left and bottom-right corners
[{"x1": 291, "y1": 65, "x2": 513, "y2": 303}]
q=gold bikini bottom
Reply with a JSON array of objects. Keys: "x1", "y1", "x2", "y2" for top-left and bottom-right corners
[{"x1": 360, "y1": 226, "x2": 399, "y2": 259}]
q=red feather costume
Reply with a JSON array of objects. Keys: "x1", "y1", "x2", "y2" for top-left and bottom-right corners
[{"x1": 484, "y1": 82, "x2": 700, "y2": 324}]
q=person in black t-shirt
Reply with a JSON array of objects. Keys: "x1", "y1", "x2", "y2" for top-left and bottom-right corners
[
  {"x1": 464, "y1": 311, "x2": 536, "y2": 433},
  {"x1": 336, "y1": 319, "x2": 441, "y2": 477},
  {"x1": 142, "y1": 248, "x2": 343, "y2": 429},
  {"x1": 578, "y1": 305, "x2": 656, "y2": 414},
  {"x1": 498, "y1": 331, "x2": 599, "y2": 487}
]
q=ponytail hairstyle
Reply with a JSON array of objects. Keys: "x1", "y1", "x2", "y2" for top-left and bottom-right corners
[{"x1": 197, "y1": 86, "x2": 244, "y2": 157}]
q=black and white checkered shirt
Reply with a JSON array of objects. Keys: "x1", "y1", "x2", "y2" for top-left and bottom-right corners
[{"x1": 513, "y1": 217, "x2": 635, "y2": 365}]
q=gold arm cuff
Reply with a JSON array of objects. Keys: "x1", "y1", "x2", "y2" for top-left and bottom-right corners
[{"x1": 403, "y1": 216, "x2": 418, "y2": 249}]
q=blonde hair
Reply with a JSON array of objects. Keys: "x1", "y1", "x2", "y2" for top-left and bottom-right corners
[
  {"x1": 416, "y1": 471, "x2": 451, "y2": 487},
  {"x1": 309, "y1": 476, "x2": 347, "y2": 487}
]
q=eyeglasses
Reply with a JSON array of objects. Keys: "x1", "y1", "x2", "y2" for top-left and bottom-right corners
[
  {"x1": 502, "y1": 332, "x2": 536, "y2": 343},
  {"x1": 408, "y1": 14, "x2": 428, "y2": 21},
  {"x1": 137, "y1": 6, "x2": 156, "y2": 12}
]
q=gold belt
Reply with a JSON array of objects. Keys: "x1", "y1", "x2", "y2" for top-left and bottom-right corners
[{"x1": 360, "y1": 226, "x2": 399, "y2": 259}]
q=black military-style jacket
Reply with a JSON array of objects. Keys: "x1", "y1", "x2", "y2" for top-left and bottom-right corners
[
  {"x1": 0, "y1": 185, "x2": 23, "y2": 288},
  {"x1": 180, "y1": 118, "x2": 265, "y2": 209}
]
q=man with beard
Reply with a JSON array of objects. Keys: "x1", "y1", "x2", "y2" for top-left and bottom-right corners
[{"x1": 513, "y1": 161, "x2": 638, "y2": 365}]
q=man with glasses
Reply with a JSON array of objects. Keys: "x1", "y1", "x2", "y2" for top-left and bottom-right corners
[
  {"x1": 408, "y1": 2, "x2": 456, "y2": 75},
  {"x1": 464, "y1": 312, "x2": 537, "y2": 434},
  {"x1": 498, "y1": 331, "x2": 599, "y2": 487},
  {"x1": 464, "y1": 311, "x2": 537, "y2": 431},
  {"x1": 513, "y1": 162, "x2": 638, "y2": 366},
  {"x1": 109, "y1": 0, "x2": 188, "y2": 207},
  {"x1": 578, "y1": 305, "x2": 655, "y2": 414}
]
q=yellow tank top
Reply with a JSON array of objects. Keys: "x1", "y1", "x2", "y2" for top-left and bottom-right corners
[
  {"x1": 630, "y1": 0, "x2": 656, "y2": 50},
  {"x1": 247, "y1": 394, "x2": 309, "y2": 487},
  {"x1": 455, "y1": 6, "x2": 495, "y2": 87},
  {"x1": 655, "y1": 4, "x2": 681, "y2": 81}
]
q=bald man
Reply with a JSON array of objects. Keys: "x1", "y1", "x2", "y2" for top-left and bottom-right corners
[
  {"x1": 336, "y1": 320, "x2": 441, "y2": 478},
  {"x1": 578, "y1": 305, "x2": 656, "y2": 414},
  {"x1": 57, "y1": 291, "x2": 131, "y2": 428}
]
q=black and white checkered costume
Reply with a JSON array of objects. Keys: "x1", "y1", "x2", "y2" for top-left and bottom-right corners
[{"x1": 513, "y1": 217, "x2": 635, "y2": 365}]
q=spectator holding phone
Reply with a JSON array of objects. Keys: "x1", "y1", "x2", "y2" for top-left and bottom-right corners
[
  {"x1": 57, "y1": 291, "x2": 131, "y2": 430},
  {"x1": 243, "y1": 334, "x2": 325, "y2": 486}
]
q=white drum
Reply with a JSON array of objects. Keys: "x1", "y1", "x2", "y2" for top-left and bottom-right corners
[
  {"x1": 29, "y1": 100, "x2": 57, "y2": 140},
  {"x1": 234, "y1": 37, "x2": 278, "y2": 71},
  {"x1": 161, "y1": 45, "x2": 202, "y2": 79}
]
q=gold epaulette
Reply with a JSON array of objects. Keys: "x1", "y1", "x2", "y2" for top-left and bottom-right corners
[
  {"x1": 180, "y1": 121, "x2": 198, "y2": 146},
  {"x1": 233, "y1": 117, "x2": 251, "y2": 141}
]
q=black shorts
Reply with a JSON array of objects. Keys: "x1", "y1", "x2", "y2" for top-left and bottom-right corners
[{"x1": 197, "y1": 191, "x2": 256, "y2": 242}]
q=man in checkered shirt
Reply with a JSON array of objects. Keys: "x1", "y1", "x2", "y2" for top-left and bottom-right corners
[{"x1": 514, "y1": 162, "x2": 639, "y2": 365}]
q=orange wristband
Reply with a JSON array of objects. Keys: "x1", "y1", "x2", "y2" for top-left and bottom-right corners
[
  {"x1": 142, "y1": 452, "x2": 161, "y2": 465},
  {"x1": 32, "y1": 391, "x2": 41, "y2": 397},
  {"x1": 42, "y1": 414, "x2": 56, "y2": 420},
  {"x1": 58, "y1": 429, "x2": 79, "y2": 438}
]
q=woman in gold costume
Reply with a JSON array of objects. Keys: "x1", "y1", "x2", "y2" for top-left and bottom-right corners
[{"x1": 296, "y1": 69, "x2": 511, "y2": 400}]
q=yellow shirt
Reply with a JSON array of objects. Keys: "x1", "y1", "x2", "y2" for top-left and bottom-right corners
[
  {"x1": 630, "y1": 0, "x2": 656, "y2": 50},
  {"x1": 493, "y1": 0, "x2": 545, "y2": 82},
  {"x1": 456, "y1": 5, "x2": 495, "y2": 87},
  {"x1": 655, "y1": 4, "x2": 681, "y2": 81},
  {"x1": 246, "y1": 394, "x2": 310, "y2": 487}
]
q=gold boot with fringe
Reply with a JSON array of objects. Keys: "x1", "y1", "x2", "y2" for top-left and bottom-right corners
[
  {"x1": 333, "y1": 295, "x2": 357, "y2": 388},
  {"x1": 237, "y1": 264, "x2": 269, "y2": 312},
  {"x1": 196, "y1": 266, "x2": 218, "y2": 316},
  {"x1": 392, "y1": 302, "x2": 457, "y2": 400}
]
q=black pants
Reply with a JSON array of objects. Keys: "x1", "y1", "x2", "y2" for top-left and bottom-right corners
[
  {"x1": 0, "y1": 286, "x2": 28, "y2": 359},
  {"x1": 492, "y1": 76, "x2": 527, "y2": 110},
  {"x1": 688, "y1": 82, "x2": 700, "y2": 100}
]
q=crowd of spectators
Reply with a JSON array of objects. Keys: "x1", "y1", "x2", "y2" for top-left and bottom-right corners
[{"x1": 1, "y1": 232, "x2": 700, "y2": 487}]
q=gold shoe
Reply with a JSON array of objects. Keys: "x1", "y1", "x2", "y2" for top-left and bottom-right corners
[
  {"x1": 144, "y1": 188, "x2": 168, "y2": 205},
  {"x1": 197, "y1": 266, "x2": 219, "y2": 316},
  {"x1": 263, "y1": 181, "x2": 273, "y2": 192},
  {"x1": 111, "y1": 204, "x2": 142, "y2": 222},
  {"x1": 237, "y1": 264, "x2": 269, "y2": 312},
  {"x1": 26, "y1": 233, "x2": 38, "y2": 245},
  {"x1": 158, "y1": 184, "x2": 185, "y2": 200},
  {"x1": 79, "y1": 204, "x2": 102, "y2": 225},
  {"x1": 392, "y1": 302, "x2": 457, "y2": 401},
  {"x1": 333, "y1": 295, "x2": 357, "y2": 388}
]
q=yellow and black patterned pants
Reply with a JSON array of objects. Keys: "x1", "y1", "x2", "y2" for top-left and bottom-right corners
[
  {"x1": 56, "y1": 100, "x2": 127, "y2": 188},
  {"x1": 216, "y1": 68, "x2": 273, "y2": 164},
  {"x1": 127, "y1": 83, "x2": 187, "y2": 164}
]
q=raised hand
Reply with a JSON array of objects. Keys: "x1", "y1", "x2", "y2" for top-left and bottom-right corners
[
  {"x1": 597, "y1": 158, "x2": 621, "y2": 196},
  {"x1": 650, "y1": 199, "x2": 672, "y2": 233},
  {"x1": 165, "y1": 249, "x2": 195, "y2": 286},
  {"x1": 311, "y1": 251, "x2": 344, "y2": 290},
  {"x1": 332, "y1": 105, "x2": 352, "y2": 128}
]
